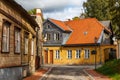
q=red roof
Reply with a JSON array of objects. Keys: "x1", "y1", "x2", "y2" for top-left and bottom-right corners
[
  {"x1": 49, "y1": 18, "x2": 71, "y2": 31},
  {"x1": 65, "y1": 18, "x2": 104, "y2": 44},
  {"x1": 48, "y1": 18, "x2": 111, "y2": 45}
]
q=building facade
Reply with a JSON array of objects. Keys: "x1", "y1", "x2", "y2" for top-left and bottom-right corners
[
  {"x1": 43, "y1": 18, "x2": 115, "y2": 65},
  {"x1": 0, "y1": 0, "x2": 39, "y2": 80}
]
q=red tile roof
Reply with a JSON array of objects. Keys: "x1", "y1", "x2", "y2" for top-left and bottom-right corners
[
  {"x1": 49, "y1": 18, "x2": 71, "y2": 31},
  {"x1": 65, "y1": 18, "x2": 104, "y2": 44}
]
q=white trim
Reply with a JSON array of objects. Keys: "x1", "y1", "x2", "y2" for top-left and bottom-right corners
[
  {"x1": 84, "y1": 49, "x2": 90, "y2": 59},
  {"x1": 67, "y1": 50, "x2": 72, "y2": 59},
  {"x1": 75, "y1": 50, "x2": 81, "y2": 59},
  {"x1": 55, "y1": 50, "x2": 60, "y2": 59},
  {"x1": 97, "y1": 30, "x2": 104, "y2": 43}
]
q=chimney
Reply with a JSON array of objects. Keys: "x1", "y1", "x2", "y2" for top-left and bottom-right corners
[{"x1": 36, "y1": 8, "x2": 42, "y2": 16}]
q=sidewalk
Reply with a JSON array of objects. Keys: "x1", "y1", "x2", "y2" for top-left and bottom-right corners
[
  {"x1": 84, "y1": 69, "x2": 112, "y2": 80},
  {"x1": 23, "y1": 68, "x2": 49, "y2": 80}
]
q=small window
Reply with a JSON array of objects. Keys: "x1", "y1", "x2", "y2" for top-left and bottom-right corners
[
  {"x1": 47, "y1": 24, "x2": 51, "y2": 28},
  {"x1": 46, "y1": 24, "x2": 51, "y2": 29},
  {"x1": 84, "y1": 49, "x2": 90, "y2": 59},
  {"x1": 76, "y1": 50, "x2": 81, "y2": 59},
  {"x1": 15, "y1": 27, "x2": 21, "y2": 53},
  {"x1": 24, "y1": 33, "x2": 29, "y2": 54},
  {"x1": 54, "y1": 33, "x2": 59, "y2": 40},
  {"x1": 67, "y1": 50, "x2": 72, "y2": 59},
  {"x1": 46, "y1": 33, "x2": 51, "y2": 40},
  {"x1": 55, "y1": 50, "x2": 60, "y2": 59},
  {"x1": 2, "y1": 21, "x2": 11, "y2": 52}
]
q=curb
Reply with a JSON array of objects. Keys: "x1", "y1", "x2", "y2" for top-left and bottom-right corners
[
  {"x1": 39, "y1": 67, "x2": 53, "y2": 80},
  {"x1": 83, "y1": 69, "x2": 95, "y2": 80}
]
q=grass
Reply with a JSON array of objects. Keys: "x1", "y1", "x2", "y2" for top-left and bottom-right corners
[{"x1": 96, "y1": 59, "x2": 120, "y2": 80}]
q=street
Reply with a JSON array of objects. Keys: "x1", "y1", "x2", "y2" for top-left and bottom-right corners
[{"x1": 40, "y1": 66, "x2": 91, "y2": 80}]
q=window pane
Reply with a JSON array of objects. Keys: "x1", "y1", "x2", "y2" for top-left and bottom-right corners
[
  {"x1": 2, "y1": 21, "x2": 10, "y2": 52},
  {"x1": 68, "y1": 50, "x2": 72, "y2": 59},
  {"x1": 56, "y1": 50, "x2": 60, "y2": 59},
  {"x1": 25, "y1": 34, "x2": 28, "y2": 54},
  {"x1": 76, "y1": 50, "x2": 81, "y2": 59},
  {"x1": 15, "y1": 28, "x2": 20, "y2": 53},
  {"x1": 85, "y1": 49, "x2": 90, "y2": 59}
]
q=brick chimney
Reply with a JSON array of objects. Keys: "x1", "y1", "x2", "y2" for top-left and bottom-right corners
[
  {"x1": 36, "y1": 8, "x2": 42, "y2": 16},
  {"x1": 35, "y1": 8, "x2": 43, "y2": 66}
]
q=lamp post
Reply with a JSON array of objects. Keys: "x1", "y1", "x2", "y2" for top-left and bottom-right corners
[{"x1": 94, "y1": 37, "x2": 98, "y2": 69}]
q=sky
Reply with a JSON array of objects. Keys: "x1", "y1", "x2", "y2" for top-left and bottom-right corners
[{"x1": 15, "y1": 0, "x2": 86, "y2": 21}]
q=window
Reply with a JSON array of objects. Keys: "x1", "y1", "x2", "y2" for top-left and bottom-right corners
[
  {"x1": 55, "y1": 50, "x2": 60, "y2": 59},
  {"x1": 54, "y1": 33, "x2": 59, "y2": 40},
  {"x1": 46, "y1": 33, "x2": 50, "y2": 40},
  {"x1": 76, "y1": 50, "x2": 81, "y2": 59},
  {"x1": 2, "y1": 21, "x2": 11, "y2": 52},
  {"x1": 45, "y1": 24, "x2": 51, "y2": 29},
  {"x1": 31, "y1": 38, "x2": 34, "y2": 55},
  {"x1": 67, "y1": 50, "x2": 72, "y2": 59},
  {"x1": 47, "y1": 24, "x2": 51, "y2": 28},
  {"x1": 84, "y1": 49, "x2": 90, "y2": 59},
  {"x1": 24, "y1": 33, "x2": 29, "y2": 54},
  {"x1": 15, "y1": 27, "x2": 21, "y2": 53}
]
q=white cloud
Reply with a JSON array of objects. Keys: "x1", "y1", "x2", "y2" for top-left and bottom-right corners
[
  {"x1": 44, "y1": 7, "x2": 83, "y2": 21},
  {"x1": 15, "y1": 0, "x2": 86, "y2": 20}
]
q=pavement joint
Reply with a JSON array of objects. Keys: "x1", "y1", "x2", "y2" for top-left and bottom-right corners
[
  {"x1": 39, "y1": 67, "x2": 53, "y2": 80},
  {"x1": 83, "y1": 69, "x2": 95, "y2": 80}
]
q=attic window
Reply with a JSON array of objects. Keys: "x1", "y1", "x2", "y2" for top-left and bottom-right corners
[
  {"x1": 47, "y1": 24, "x2": 51, "y2": 29},
  {"x1": 84, "y1": 31, "x2": 88, "y2": 35}
]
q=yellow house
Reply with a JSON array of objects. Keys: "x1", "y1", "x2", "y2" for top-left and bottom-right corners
[{"x1": 43, "y1": 18, "x2": 115, "y2": 65}]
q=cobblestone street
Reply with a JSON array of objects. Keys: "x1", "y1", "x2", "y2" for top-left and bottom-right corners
[{"x1": 40, "y1": 66, "x2": 91, "y2": 80}]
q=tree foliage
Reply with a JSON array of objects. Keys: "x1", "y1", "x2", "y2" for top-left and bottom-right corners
[
  {"x1": 28, "y1": 9, "x2": 36, "y2": 15},
  {"x1": 83, "y1": 0, "x2": 120, "y2": 38}
]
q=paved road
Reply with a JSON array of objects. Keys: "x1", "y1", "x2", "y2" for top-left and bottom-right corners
[{"x1": 40, "y1": 66, "x2": 91, "y2": 80}]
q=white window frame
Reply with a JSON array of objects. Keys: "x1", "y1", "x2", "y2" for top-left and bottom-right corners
[
  {"x1": 46, "y1": 33, "x2": 50, "y2": 40},
  {"x1": 84, "y1": 49, "x2": 90, "y2": 59},
  {"x1": 67, "y1": 50, "x2": 72, "y2": 59},
  {"x1": 75, "y1": 50, "x2": 81, "y2": 59},
  {"x1": 55, "y1": 50, "x2": 60, "y2": 59},
  {"x1": 31, "y1": 38, "x2": 34, "y2": 55},
  {"x1": 54, "y1": 33, "x2": 59, "y2": 40},
  {"x1": 2, "y1": 21, "x2": 10, "y2": 52},
  {"x1": 15, "y1": 28, "x2": 21, "y2": 53},
  {"x1": 24, "y1": 34, "x2": 29, "y2": 54}
]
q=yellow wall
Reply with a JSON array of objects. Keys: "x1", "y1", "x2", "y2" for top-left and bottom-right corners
[{"x1": 43, "y1": 46, "x2": 105, "y2": 65}]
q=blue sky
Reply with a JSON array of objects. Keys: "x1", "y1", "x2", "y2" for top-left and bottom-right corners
[{"x1": 15, "y1": 0, "x2": 86, "y2": 20}]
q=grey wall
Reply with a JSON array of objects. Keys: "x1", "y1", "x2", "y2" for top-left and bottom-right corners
[
  {"x1": 0, "y1": 67, "x2": 22, "y2": 80},
  {"x1": 43, "y1": 21, "x2": 66, "y2": 45}
]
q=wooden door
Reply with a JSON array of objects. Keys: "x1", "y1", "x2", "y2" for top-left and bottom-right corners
[
  {"x1": 50, "y1": 50, "x2": 53, "y2": 64},
  {"x1": 44, "y1": 50, "x2": 48, "y2": 64}
]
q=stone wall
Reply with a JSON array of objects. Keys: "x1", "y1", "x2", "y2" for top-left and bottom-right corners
[{"x1": 0, "y1": 67, "x2": 22, "y2": 80}]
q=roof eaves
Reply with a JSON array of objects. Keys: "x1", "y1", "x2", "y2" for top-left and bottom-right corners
[
  {"x1": 97, "y1": 20, "x2": 112, "y2": 34},
  {"x1": 48, "y1": 18, "x2": 72, "y2": 32},
  {"x1": 48, "y1": 18, "x2": 66, "y2": 31},
  {"x1": 6, "y1": 0, "x2": 39, "y2": 28}
]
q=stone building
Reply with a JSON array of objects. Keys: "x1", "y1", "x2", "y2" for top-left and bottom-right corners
[{"x1": 0, "y1": 0, "x2": 40, "y2": 80}]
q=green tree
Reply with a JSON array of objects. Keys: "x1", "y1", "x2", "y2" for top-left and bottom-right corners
[
  {"x1": 28, "y1": 9, "x2": 36, "y2": 15},
  {"x1": 83, "y1": 0, "x2": 120, "y2": 38},
  {"x1": 72, "y1": 16, "x2": 80, "y2": 20},
  {"x1": 109, "y1": 0, "x2": 120, "y2": 38},
  {"x1": 83, "y1": 0, "x2": 111, "y2": 20}
]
